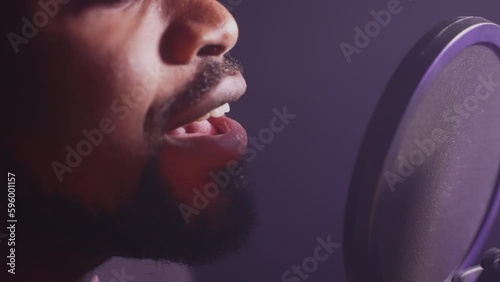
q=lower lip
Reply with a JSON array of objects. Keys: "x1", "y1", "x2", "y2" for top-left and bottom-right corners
[{"x1": 164, "y1": 116, "x2": 248, "y2": 163}]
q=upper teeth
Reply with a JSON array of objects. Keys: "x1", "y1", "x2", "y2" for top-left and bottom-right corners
[{"x1": 196, "y1": 103, "x2": 230, "y2": 121}]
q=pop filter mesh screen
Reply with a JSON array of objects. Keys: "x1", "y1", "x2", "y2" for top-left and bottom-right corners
[{"x1": 372, "y1": 44, "x2": 500, "y2": 282}]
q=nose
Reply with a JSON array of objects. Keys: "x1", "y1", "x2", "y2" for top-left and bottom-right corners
[{"x1": 160, "y1": 0, "x2": 239, "y2": 65}]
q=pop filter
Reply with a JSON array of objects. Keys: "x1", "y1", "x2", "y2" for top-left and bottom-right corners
[{"x1": 344, "y1": 17, "x2": 500, "y2": 282}]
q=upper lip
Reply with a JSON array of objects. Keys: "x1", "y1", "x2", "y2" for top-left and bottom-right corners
[{"x1": 162, "y1": 72, "x2": 247, "y2": 132}]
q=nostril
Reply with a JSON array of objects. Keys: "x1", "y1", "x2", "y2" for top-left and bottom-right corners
[{"x1": 197, "y1": 44, "x2": 226, "y2": 57}]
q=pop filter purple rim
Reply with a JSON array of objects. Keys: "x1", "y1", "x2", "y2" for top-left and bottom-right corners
[{"x1": 343, "y1": 16, "x2": 500, "y2": 282}]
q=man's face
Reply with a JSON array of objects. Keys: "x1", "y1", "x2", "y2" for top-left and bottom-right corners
[{"x1": 4, "y1": 0, "x2": 255, "y2": 264}]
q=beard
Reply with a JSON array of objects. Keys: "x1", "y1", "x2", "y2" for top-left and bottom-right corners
[
  {"x1": 16, "y1": 152, "x2": 256, "y2": 265},
  {"x1": 106, "y1": 155, "x2": 257, "y2": 265},
  {"x1": 14, "y1": 54, "x2": 257, "y2": 266}
]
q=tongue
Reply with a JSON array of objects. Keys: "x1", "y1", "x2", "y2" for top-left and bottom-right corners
[{"x1": 167, "y1": 120, "x2": 219, "y2": 137}]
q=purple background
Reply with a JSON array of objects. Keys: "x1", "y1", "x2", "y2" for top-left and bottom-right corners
[
  {"x1": 88, "y1": 0, "x2": 500, "y2": 281},
  {"x1": 194, "y1": 0, "x2": 500, "y2": 281}
]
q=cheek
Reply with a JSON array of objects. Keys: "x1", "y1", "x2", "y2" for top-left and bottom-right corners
[
  {"x1": 19, "y1": 6, "x2": 187, "y2": 211},
  {"x1": 52, "y1": 64, "x2": 157, "y2": 212},
  {"x1": 25, "y1": 31, "x2": 159, "y2": 212}
]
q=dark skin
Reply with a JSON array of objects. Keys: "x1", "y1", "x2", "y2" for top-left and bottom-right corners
[{"x1": 2, "y1": 1, "x2": 256, "y2": 281}]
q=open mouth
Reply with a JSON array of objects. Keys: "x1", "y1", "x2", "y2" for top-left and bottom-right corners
[
  {"x1": 161, "y1": 73, "x2": 248, "y2": 164},
  {"x1": 167, "y1": 103, "x2": 232, "y2": 137},
  {"x1": 166, "y1": 106, "x2": 248, "y2": 159}
]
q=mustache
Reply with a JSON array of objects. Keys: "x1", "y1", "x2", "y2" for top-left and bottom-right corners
[
  {"x1": 175, "y1": 53, "x2": 243, "y2": 109},
  {"x1": 144, "y1": 54, "x2": 243, "y2": 137}
]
